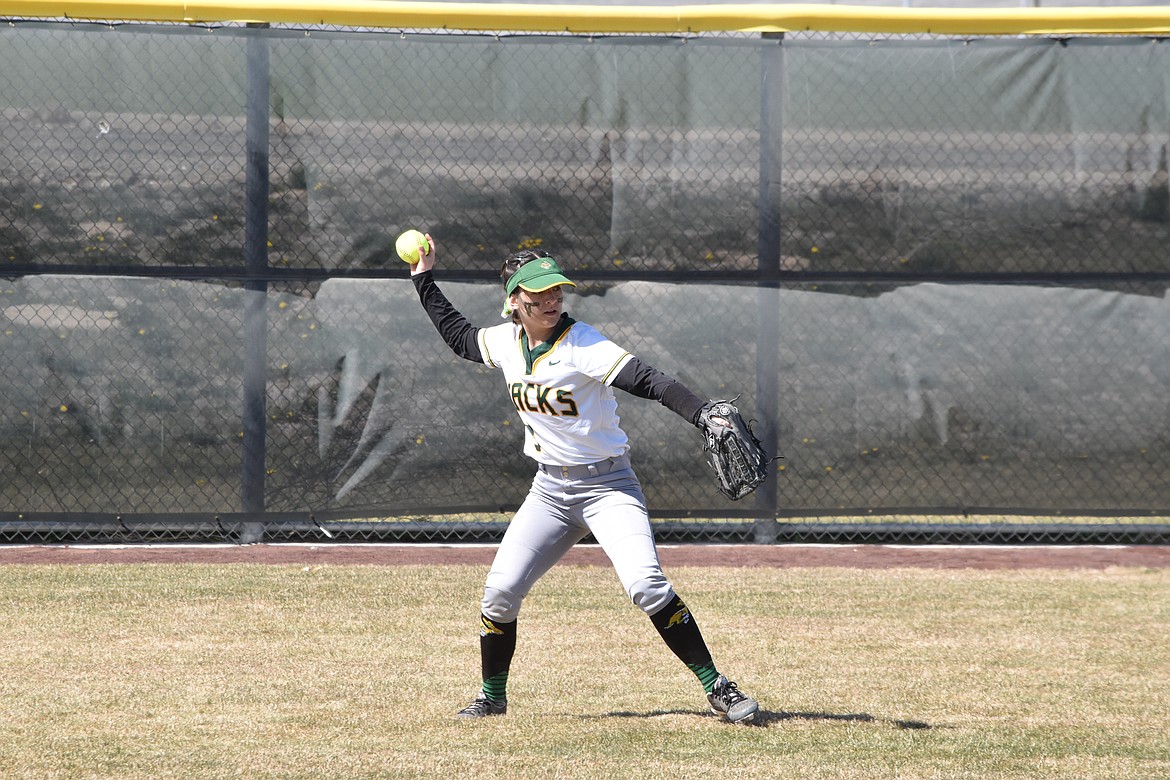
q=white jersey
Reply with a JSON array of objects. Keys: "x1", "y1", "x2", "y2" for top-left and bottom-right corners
[{"x1": 477, "y1": 317, "x2": 635, "y2": 465}]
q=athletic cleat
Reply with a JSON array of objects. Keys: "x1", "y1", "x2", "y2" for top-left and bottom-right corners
[
  {"x1": 707, "y1": 675, "x2": 759, "y2": 723},
  {"x1": 456, "y1": 692, "x2": 507, "y2": 719}
]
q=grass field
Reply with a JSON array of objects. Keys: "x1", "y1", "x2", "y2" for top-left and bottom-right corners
[{"x1": 0, "y1": 561, "x2": 1168, "y2": 779}]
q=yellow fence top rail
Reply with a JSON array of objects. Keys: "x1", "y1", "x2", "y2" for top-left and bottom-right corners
[{"x1": 3, "y1": 1, "x2": 1170, "y2": 36}]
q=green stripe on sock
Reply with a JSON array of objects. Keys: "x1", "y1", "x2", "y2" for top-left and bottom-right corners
[
  {"x1": 687, "y1": 663, "x2": 720, "y2": 694},
  {"x1": 482, "y1": 671, "x2": 509, "y2": 702}
]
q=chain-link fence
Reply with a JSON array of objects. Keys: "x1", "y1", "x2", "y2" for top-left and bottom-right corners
[{"x1": 2, "y1": 21, "x2": 1169, "y2": 544}]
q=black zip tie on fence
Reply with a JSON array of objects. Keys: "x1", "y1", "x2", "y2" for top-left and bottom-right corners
[
  {"x1": 214, "y1": 516, "x2": 240, "y2": 545},
  {"x1": 117, "y1": 515, "x2": 138, "y2": 542}
]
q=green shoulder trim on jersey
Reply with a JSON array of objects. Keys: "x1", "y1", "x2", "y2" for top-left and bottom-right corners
[
  {"x1": 602, "y1": 352, "x2": 632, "y2": 384},
  {"x1": 521, "y1": 315, "x2": 575, "y2": 375},
  {"x1": 479, "y1": 330, "x2": 496, "y2": 367}
]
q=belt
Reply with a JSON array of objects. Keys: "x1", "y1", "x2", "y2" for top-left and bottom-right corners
[{"x1": 538, "y1": 455, "x2": 629, "y2": 480}]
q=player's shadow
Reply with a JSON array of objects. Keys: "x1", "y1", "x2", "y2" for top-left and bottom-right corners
[{"x1": 592, "y1": 708, "x2": 931, "y2": 730}]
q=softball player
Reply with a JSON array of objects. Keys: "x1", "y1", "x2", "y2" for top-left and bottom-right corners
[{"x1": 408, "y1": 234, "x2": 759, "y2": 723}]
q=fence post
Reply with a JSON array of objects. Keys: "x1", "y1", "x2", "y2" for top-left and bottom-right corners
[
  {"x1": 754, "y1": 32, "x2": 784, "y2": 544},
  {"x1": 240, "y1": 24, "x2": 271, "y2": 543}
]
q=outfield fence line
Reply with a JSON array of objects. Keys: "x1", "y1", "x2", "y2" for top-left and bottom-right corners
[{"x1": 4, "y1": 13, "x2": 1170, "y2": 545}]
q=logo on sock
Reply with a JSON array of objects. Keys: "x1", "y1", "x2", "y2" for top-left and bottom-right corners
[
  {"x1": 480, "y1": 616, "x2": 505, "y2": 636},
  {"x1": 665, "y1": 605, "x2": 692, "y2": 628}
]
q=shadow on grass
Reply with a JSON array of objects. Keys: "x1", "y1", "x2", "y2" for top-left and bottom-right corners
[{"x1": 593, "y1": 709, "x2": 931, "y2": 730}]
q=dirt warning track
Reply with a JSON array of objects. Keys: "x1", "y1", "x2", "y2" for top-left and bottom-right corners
[{"x1": 2, "y1": 543, "x2": 1169, "y2": 569}]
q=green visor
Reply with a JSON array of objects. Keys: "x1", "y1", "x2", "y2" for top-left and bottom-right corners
[{"x1": 505, "y1": 257, "x2": 576, "y2": 296}]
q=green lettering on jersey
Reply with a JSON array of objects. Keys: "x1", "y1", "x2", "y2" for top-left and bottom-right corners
[
  {"x1": 534, "y1": 385, "x2": 558, "y2": 415},
  {"x1": 523, "y1": 383, "x2": 540, "y2": 411},
  {"x1": 556, "y1": 389, "x2": 579, "y2": 417},
  {"x1": 524, "y1": 423, "x2": 541, "y2": 452},
  {"x1": 510, "y1": 383, "x2": 574, "y2": 417}
]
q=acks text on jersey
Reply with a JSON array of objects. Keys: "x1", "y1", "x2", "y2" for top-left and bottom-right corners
[{"x1": 509, "y1": 382, "x2": 579, "y2": 417}]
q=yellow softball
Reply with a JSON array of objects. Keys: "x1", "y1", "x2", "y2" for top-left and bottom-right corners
[{"x1": 395, "y1": 229, "x2": 430, "y2": 264}]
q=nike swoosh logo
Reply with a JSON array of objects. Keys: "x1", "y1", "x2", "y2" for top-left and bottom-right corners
[{"x1": 548, "y1": 360, "x2": 561, "y2": 365}]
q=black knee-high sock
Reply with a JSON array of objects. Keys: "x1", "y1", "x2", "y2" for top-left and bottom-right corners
[
  {"x1": 479, "y1": 614, "x2": 517, "y2": 702},
  {"x1": 649, "y1": 595, "x2": 721, "y2": 693}
]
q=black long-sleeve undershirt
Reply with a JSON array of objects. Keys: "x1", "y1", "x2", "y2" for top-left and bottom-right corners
[
  {"x1": 412, "y1": 270, "x2": 483, "y2": 362},
  {"x1": 610, "y1": 358, "x2": 707, "y2": 426},
  {"x1": 412, "y1": 270, "x2": 706, "y2": 425}
]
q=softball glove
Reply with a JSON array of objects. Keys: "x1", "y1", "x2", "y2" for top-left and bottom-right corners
[{"x1": 697, "y1": 397, "x2": 771, "y2": 501}]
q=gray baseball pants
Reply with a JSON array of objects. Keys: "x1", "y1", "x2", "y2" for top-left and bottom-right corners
[{"x1": 481, "y1": 454, "x2": 676, "y2": 622}]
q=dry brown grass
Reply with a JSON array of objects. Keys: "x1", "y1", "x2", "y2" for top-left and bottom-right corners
[{"x1": 0, "y1": 562, "x2": 1167, "y2": 779}]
